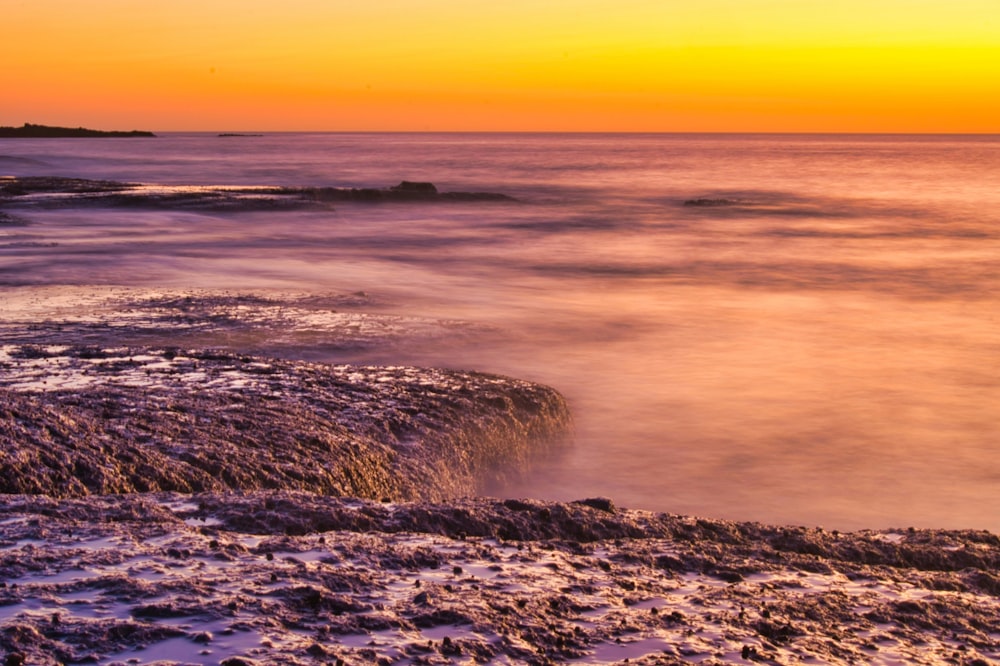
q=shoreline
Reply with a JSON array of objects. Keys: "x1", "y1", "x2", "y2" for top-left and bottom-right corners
[
  {"x1": 1, "y1": 285, "x2": 999, "y2": 664},
  {"x1": 1, "y1": 491, "x2": 998, "y2": 665},
  {"x1": 3, "y1": 151, "x2": 1000, "y2": 661}
]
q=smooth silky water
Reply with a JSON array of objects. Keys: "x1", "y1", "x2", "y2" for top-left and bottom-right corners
[{"x1": 3, "y1": 133, "x2": 999, "y2": 531}]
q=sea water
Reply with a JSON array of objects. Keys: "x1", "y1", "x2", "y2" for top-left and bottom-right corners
[{"x1": 2, "y1": 132, "x2": 1000, "y2": 531}]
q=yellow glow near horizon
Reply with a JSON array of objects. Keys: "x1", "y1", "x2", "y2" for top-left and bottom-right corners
[{"x1": 3, "y1": 0, "x2": 999, "y2": 132}]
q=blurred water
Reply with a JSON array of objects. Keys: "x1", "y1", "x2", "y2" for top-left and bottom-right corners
[{"x1": 3, "y1": 132, "x2": 1000, "y2": 530}]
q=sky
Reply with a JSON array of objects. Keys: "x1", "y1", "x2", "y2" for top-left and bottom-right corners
[{"x1": 3, "y1": 0, "x2": 999, "y2": 132}]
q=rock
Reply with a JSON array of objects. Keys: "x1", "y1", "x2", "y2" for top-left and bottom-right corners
[
  {"x1": 573, "y1": 497, "x2": 616, "y2": 513},
  {"x1": 502, "y1": 498, "x2": 536, "y2": 512},
  {"x1": 0, "y1": 346, "x2": 570, "y2": 502},
  {"x1": 390, "y1": 181, "x2": 437, "y2": 193},
  {"x1": 305, "y1": 643, "x2": 328, "y2": 657},
  {"x1": 1, "y1": 492, "x2": 999, "y2": 666},
  {"x1": 683, "y1": 198, "x2": 739, "y2": 206},
  {"x1": 0, "y1": 175, "x2": 515, "y2": 209}
]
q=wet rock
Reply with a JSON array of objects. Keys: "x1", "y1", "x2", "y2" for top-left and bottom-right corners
[
  {"x1": 305, "y1": 642, "x2": 328, "y2": 657},
  {"x1": 710, "y1": 567, "x2": 745, "y2": 583},
  {"x1": 132, "y1": 603, "x2": 187, "y2": 619},
  {"x1": 755, "y1": 618, "x2": 796, "y2": 643},
  {"x1": 684, "y1": 198, "x2": 740, "y2": 206},
  {"x1": 0, "y1": 176, "x2": 515, "y2": 211},
  {"x1": 390, "y1": 181, "x2": 437, "y2": 193},
  {"x1": 0, "y1": 346, "x2": 570, "y2": 502},
  {"x1": 0, "y1": 176, "x2": 136, "y2": 197},
  {"x1": 502, "y1": 498, "x2": 536, "y2": 512},
  {"x1": 0, "y1": 492, "x2": 999, "y2": 665},
  {"x1": 277, "y1": 586, "x2": 372, "y2": 615}
]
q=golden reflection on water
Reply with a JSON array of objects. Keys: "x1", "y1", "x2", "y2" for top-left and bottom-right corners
[{"x1": 397, "y1": 277, "x2": 1000, "y2": 532}]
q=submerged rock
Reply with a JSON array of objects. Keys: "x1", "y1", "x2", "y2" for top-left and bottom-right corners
[
  {"x1": 0, "y1": 176, "x2": 135, "y2": 197},
  {"x1": 0, "y1": 176, "x2": 515, "y2": 212},
  {"x1": 300, "y1": 180, "x2": 514, "y2": 202},
  {"x1": 683, "y1": 197, "x2": 741, "y2": 207},
  {"x1": 391, "y1": 180, "x2": 437, "y2": 193}
]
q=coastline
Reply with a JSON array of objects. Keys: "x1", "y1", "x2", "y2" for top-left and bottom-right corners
[
  {"x1": 1, "y1": 492, "x2": 998, "y2": 665},
  {"x1": 1, "y1": 285, "x2": 998, "y2": 664},
  {"x1": 2, "y1": 165, "x2": 1000, "y2": 662},
  {"x1": 0, "y1": 123, "x2": 155, "y2": 138}
]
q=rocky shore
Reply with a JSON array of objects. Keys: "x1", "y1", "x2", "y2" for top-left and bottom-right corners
[
  {"x1": 1, "y1": 282, "x2": 999, "y2": 663},
  {"x1": 1, "y1": 492, "x2": 999, "y2": 665},
  {"x1": 0, "y1": 288, "x2": 1000, "y2": 666}
]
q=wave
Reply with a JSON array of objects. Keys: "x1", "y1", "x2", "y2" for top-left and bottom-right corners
[
  {"x1": 761, "y1": 226, "x2": 993, "y2": 240},
  {"x1": 0, "y1": 154, "x2": 50, "y2": 167},
  {"x1": 676, "y1": 189, "x2": 955, "y2": 223},
  {"x1": 0, "y1": 211, "x2": 30, "y2": 226},
  {"x1": 525, "y1": 258, "x2": 995, "y2": 298},
  {"x1": 681, "y1": 194, "x2": 858, "y2": 219}
]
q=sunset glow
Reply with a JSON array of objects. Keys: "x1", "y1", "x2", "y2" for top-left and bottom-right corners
[{"x1": 4, "y1": 0, "x2": 1000, "y2": 132}]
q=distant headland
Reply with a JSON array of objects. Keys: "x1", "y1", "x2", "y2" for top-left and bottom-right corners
[{"x1": 0, "y1": 123, "x2": 156, "y2": 138}]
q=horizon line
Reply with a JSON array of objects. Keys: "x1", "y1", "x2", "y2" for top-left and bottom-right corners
[
  {"x1": 6, "y1": 122, "x2": 999, "y2": 137},
  {"x1": 156, "y1": 129, "x2": 1000, "y2": 136}
]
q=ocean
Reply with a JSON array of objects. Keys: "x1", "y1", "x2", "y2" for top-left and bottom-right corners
[{"x1": 3, "y1": 132, "x2": 1000, "y2": 532}]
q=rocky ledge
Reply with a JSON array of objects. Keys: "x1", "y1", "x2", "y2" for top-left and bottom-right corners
[{"x1": 0, "y1": 345, "x2": 569, "y2": 501}]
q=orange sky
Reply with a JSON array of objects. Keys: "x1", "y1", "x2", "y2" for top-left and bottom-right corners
[{"x1": 3, "y1": 0, "x2": 999, "y2": 132}]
